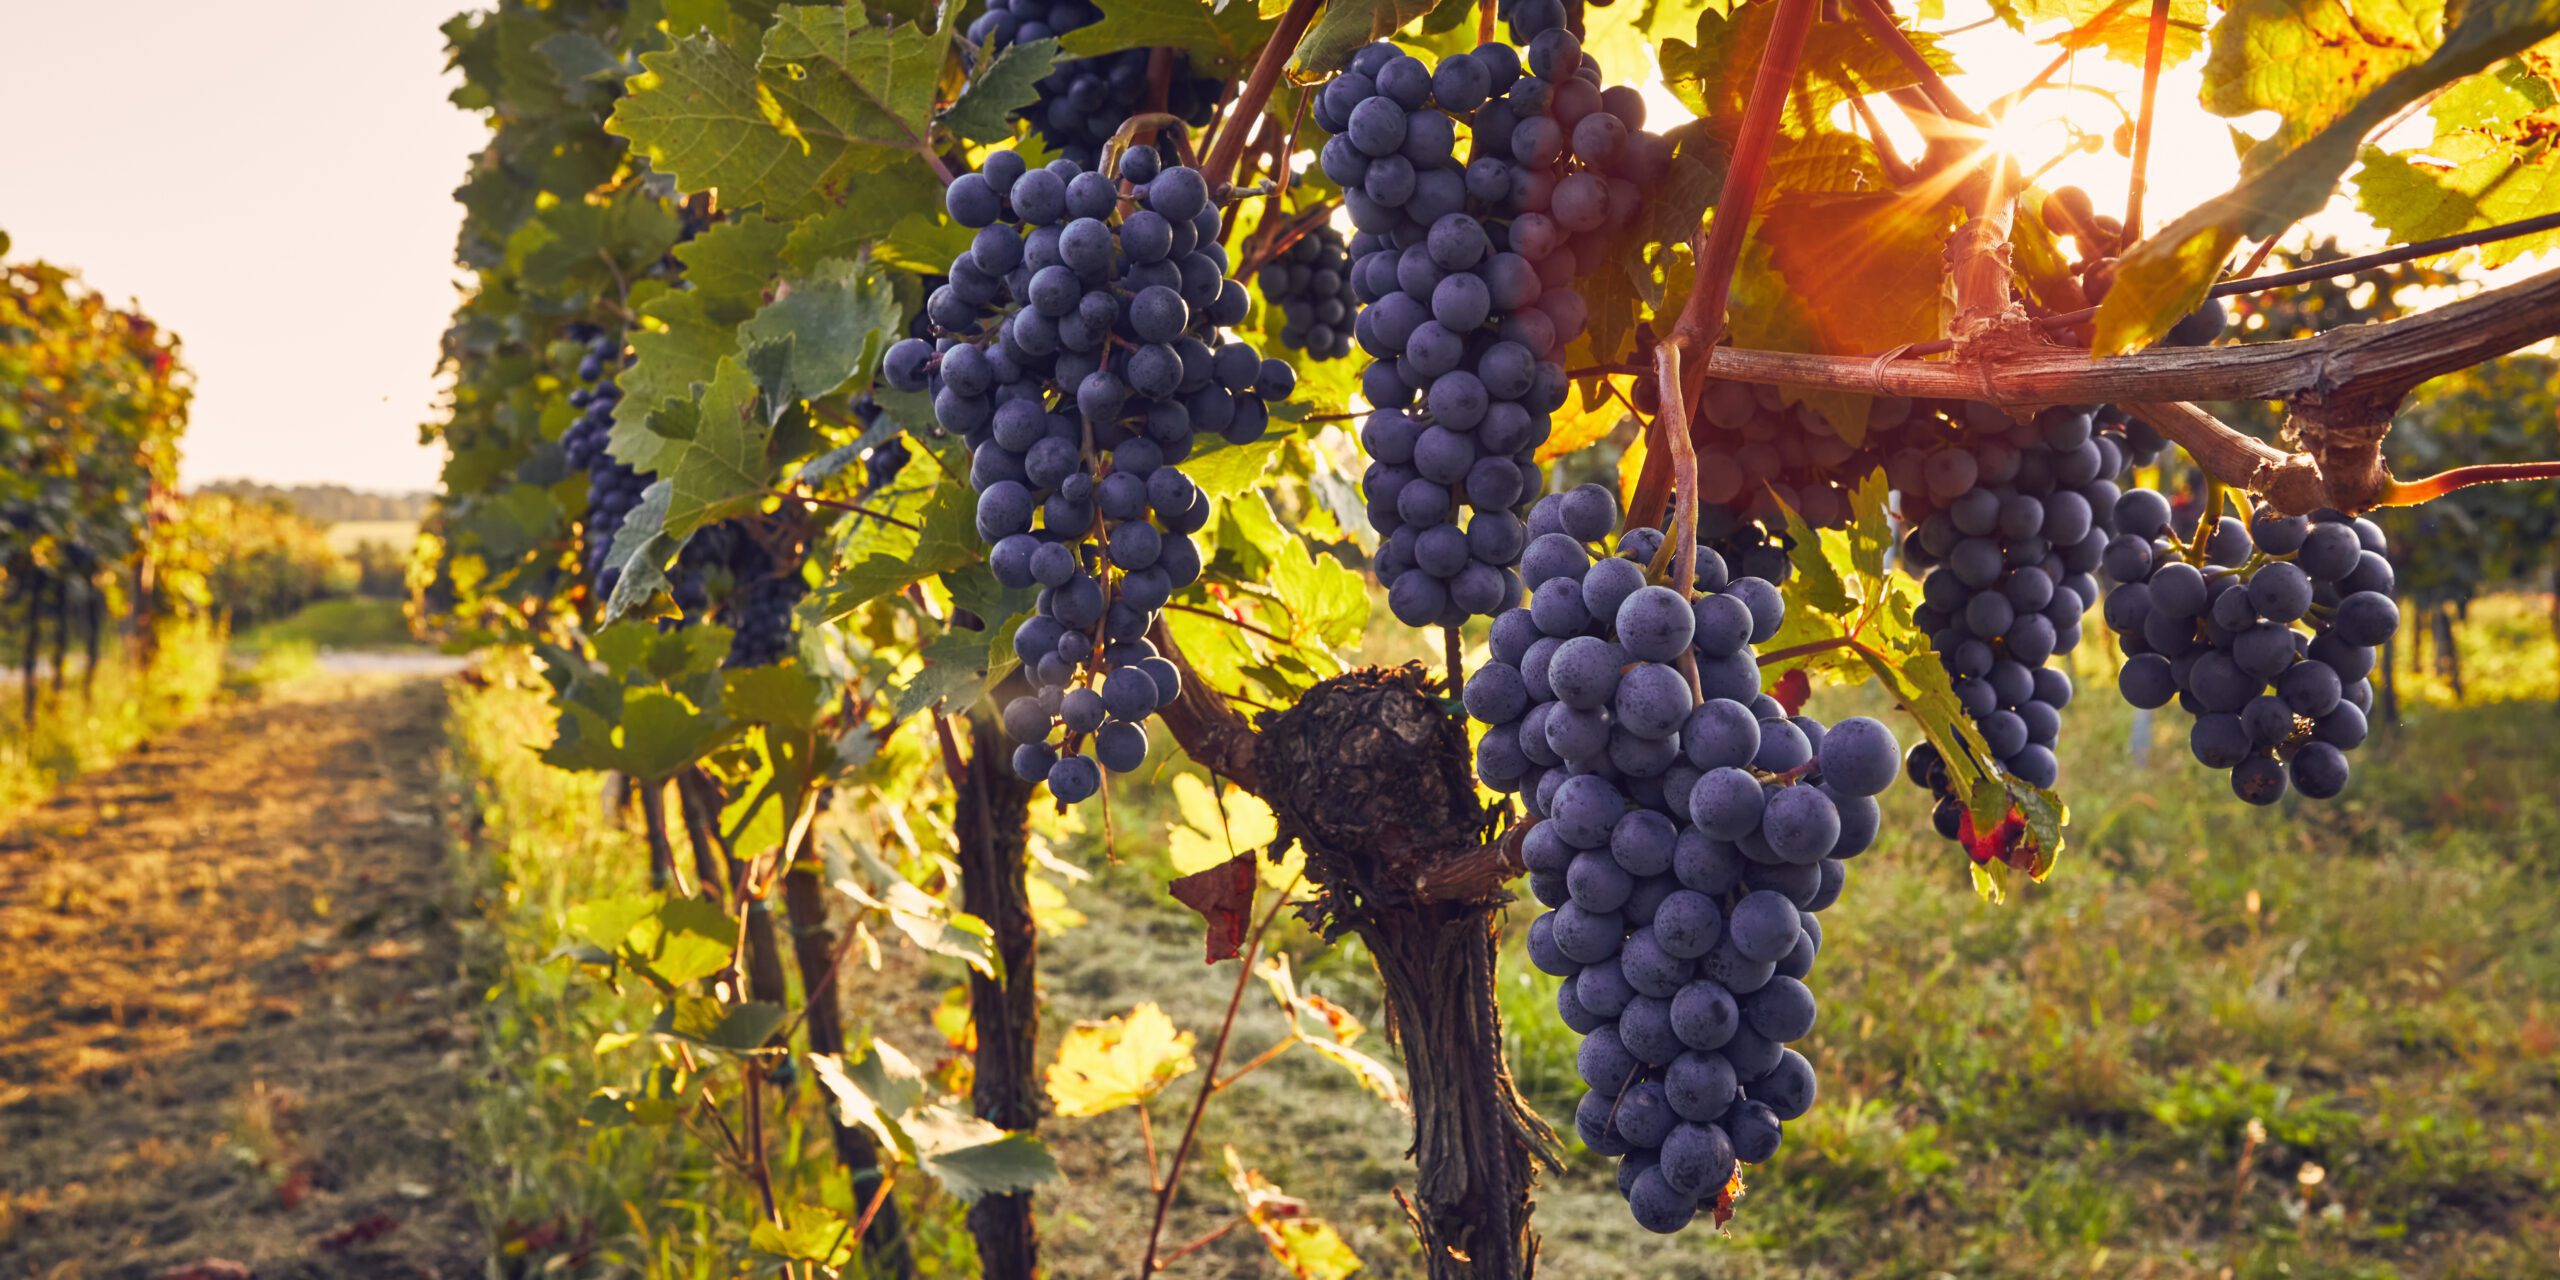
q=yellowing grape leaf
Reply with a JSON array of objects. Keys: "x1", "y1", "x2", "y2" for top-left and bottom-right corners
[
  {"x1": 1759, "y1": 191, "x2": 1960, "y2": 361},
  {"x1": 1535, "y1": 375, "x2": 1631, "y2": 463},
  {"x1": 1045, "y1": 1003, "x2": 1198, "y2": 1117},
  {"x1": 1168, "y1": 772, "x2": 1289, "y2": 880},
  {"x1": 1224, "y1": 1148, "x2": 1365, "y2": 1280}
]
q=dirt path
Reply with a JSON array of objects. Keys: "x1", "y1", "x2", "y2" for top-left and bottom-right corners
[{"x1": 0, "y1": 678, "x2": 482, "y2": 1279}]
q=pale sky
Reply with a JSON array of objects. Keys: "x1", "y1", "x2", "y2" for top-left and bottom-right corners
[
  {"x1": 0, "y1": 3, "x2": 2461, "y2": 495},
  {"x1": 0, "y1": 1, "x2": 484, "y2": 493}
]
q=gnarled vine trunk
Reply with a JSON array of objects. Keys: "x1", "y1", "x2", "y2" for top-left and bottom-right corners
[
  {"x1": 1253, "y1": 665, "x2": 1556, "y2": 1280},
  {"x1": 955, "y1": 711, "x2": 1041, "y2": 1280}
]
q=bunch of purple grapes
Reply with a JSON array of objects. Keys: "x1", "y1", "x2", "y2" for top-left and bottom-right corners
[
  {"x1": 964, "y1": 0, "x2": 1219, "y2": 169},
  {"x1": 1894, "y1": 404, "x2": 2122, "y2": 841},
  {"x1": 1256, "y1": 222, "x2": 1360, "y2": 361},
  {"x1": 1470, "y1": 484, "x2": 1899, "y2": 1233},
  {"x1": 880, "y1": 147, "x2": 1279, "y2": 803},
  {"x1": 2101, "y1": 497, "x2": 2395, "y2": 804},
  {"x1": 1318, "y1": 16, "x2": 1671, "y2": 627},
  {"x1": 560, "y1": 328, "x2": 648, "y2": 594}
]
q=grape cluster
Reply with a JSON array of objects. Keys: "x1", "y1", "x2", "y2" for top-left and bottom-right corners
[
  {"x1": 1691, "y1": 508, "x2": 1793, "y2": 586},
  {"x1": 2100, "y1": 497, "x2": 2395, "y2": 804},
  {"x1": 1470, "y1": 484, "x2": 1899, "y2": 1233},
  {"x1": 1316, "y1": 25, "x2": 1671, "y2": 626},
  {"x1": 964, "y1": 0, "x2": 1219, "y2": 169},
  {"x1": 1255, "y1": 222, "x2": 1360, "y2": 360},
  {"x1": 560, "y1": 328, "x2": 650, "y2": 594},
  {"x1": 1894, "y1": 405, "x2": 2121, "y2": 847},
  {"x1": 880, "y1": 148, "x2": 1282, "y2": 803}
]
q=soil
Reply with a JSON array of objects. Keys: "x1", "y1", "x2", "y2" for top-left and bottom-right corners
[{"x1": 0, "y1": 677, "x2": 483, "y2": 1279}]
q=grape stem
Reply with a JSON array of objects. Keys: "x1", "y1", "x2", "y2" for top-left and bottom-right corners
[
  {"x1": 1844, "y1": 0, "x2": 1987, "y2": 125},
  {"x1": 1640, "y1": 0, "x2": 1818, "y2": 527},
  {"x1": 1656, "y1": 341, "x2": 1706, "y2": 704},
  {"x1": 1136, "y1": 874, "x2": 1302, "y2": 1277},
  {"x1": 1910, "y1": 209, "x2": 2560, "y2": 354},
  {"x1": 1199, "y1": 0, "x2": 1325, "y2": 193},
  {"x1": 2377, "y1": 460, "x2": 2560, "y2": 506},
  {"x1": 2124, "y1": 0, "x2": 2172, "y2": 241}
]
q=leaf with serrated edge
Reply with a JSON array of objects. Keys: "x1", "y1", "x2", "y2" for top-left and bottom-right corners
[
  {"x1": 737, "y1": 256, "x2": 903, "y2": 406},
  {"x1": 662, "y1": 358, "x2": 770, "y2": 537},
  {"x1": 940, "y1": 37, "x2": 1058, "y2": 141},
  {"x1": 1046, "y1": 1003, "x2": 1197, "y2": 1117},
  {"x1": 2097, "y1": 0, "x2": 2560, "y2": 353}
]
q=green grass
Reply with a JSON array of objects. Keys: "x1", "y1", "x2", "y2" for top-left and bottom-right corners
[
  {"x1": 234, "y1": 596, "x2": 414, "y2": 651},
  {"x1": 0, "y1": 622, "x2": 229, "y2": 824}
]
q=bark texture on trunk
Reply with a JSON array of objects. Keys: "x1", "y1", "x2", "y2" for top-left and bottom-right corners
[
  {"x1": 1254, "y1": 665, "x2": 1557, "y2": 1280},
  {"x1": 956, "y1": 712, "x2": 1041, "y2": 1280}
]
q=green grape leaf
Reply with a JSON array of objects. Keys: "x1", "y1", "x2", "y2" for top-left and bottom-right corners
[
  {"x1": 661, "y1": 358, "x2": 771, "y2": 537},
  {"x1": 811, "y1": 467, "x2": 982, "y2": 618},
  {"x1": 2355, "y1": 62, "x2": 2560, "y2": 267},
  {"x1": 1774, "y1": 497, "x2": 1856, "y2": 619},
  {"x1": 736, "y1": 255, "x2": 904, "y2": 407},
  {"x1": 890, "y1": 622, "x2": 1017, "y2": 720},
  {"x1": 780, "y1": 177, "x2": 952, "y2": 271},
  {"x1": 600, "y1": 481, "x2": 680, "y2": 623},
  {"x1": 758, "y1": 7, "x2": 949, "y2": 169},
  {"x1": 1181, "y1": 436, "x2": 1292, "y2": 499},
  {"x1": 724, "y1": 662, "x2": 826, "y2": 730},
  {"x1": 2096, "y1": 0, "x2": 2560, "y2": 353},
  {"x1": 627, "y1": 896, "x2": 744, "y2": 988},
  {"x1": 657, "y1": 995, "x2": 790, "y2": 1050},
  {"x1": 811, "y1": 1037, "x2": 928, "y2": 1158},
  {"x1": 1727, "y1": 244, "x2": 1870, "y2": 438},
  {"x1": 610, "y1": 36, "x2": 842, "y2": 218},
  {"x1": 940, "y1": 37, "x2": 1058, "y2": 142},
  {"x1": 1062, "y1": 0, "x2": 1274, "y2": 71},
  {"x1": 752, "y1": 1206, "x2": 858, "y2": 1265},
  {"x1": 536, "y1": 30, "x2": 623, "y2": 84},
  {"x1": 1294, "y1": 0, "x2": 1438, "y2": 74},
  {"x1": 2203, "y1": 0, "x2": 2445, "y2": 163},
  {"x1": 675, "y1": 216, "x2": 797, "y2": 326},
  {"x1": 909, "y1": 1112, "x2": 1062, "y2": 1202},
  {"x1": 614, "y1": 290, "x2": 731, "y2": 473}
]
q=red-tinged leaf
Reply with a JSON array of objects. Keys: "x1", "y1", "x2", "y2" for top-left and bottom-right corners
[
  {"x1": 315, "y1": 1213, "x2": 402, "y2": 1252},
  {"x1": 158, "y1": 1265, "x2": 252, "y2": 1280},
  {"x1": 1711, "y1": 1169, "x2": 1745, "y2": 1228},
  {"x1": 1956, "y1": 803, "x2": 2039, "y2": 871},
  {"x1": 1770, "y1": 668, "x2": 1811, "y2": 716},
  {"x1": 1170, "y1": 852, "x2": 1257, "y2": 962}
]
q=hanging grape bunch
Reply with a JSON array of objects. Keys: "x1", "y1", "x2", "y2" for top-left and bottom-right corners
[
  {"x1": 1894, "y1": 404, "x2": 2121, "y2": 853},
  {"x1": 965, "y1": 0, "x2": 1219, "y2": 169},
  {"x1": 2100, "y1": 497, "x2": 2394, "y2": 804},
  {"x1": 879, "y1": 145, "x2": 1279, "y2": 803},
  {"x1": 1469, "y1": 483, "x2": 1899, "y2": 1234},
  {"x1": 560, "y1": 328, "x2": 649, "y2": 595},
  {"x1": 1319, "y1": 12, "x2": 1673, "y2": 627},
  {"x1": 1255, "y1": 222, "x2": 1360, "y2": 361}
]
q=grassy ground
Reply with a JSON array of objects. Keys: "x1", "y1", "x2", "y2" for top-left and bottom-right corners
[
  {"x1": 440, "y1": 595, "x2": 2560, "y2": 1279},
  {"x1": 0, "y1": 622, "x2": 229, "y2": 825},
  {"x1": 235, "y1": 596, "x2": 416, "y2": 653}
]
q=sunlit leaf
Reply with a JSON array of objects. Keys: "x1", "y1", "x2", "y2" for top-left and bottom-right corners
[{"x1": 1046, "y1": 1003, "x2": 1198, "y2": 1117}]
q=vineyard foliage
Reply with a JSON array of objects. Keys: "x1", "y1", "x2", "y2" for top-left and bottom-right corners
[{"x1": 415, "y1": 0, "x2": 2560, "y2": 1269}]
